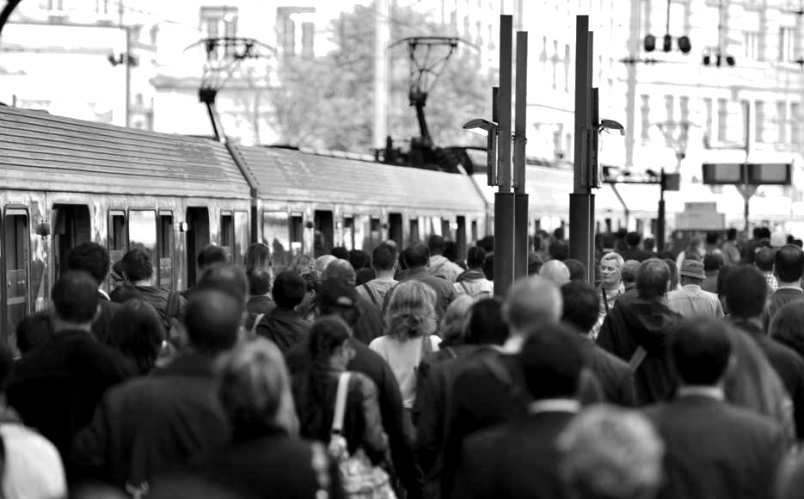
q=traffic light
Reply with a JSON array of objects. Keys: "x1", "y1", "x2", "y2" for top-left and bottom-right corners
[
  {"x1": 677, "y1": 36, "x2": 691, "y2": 53},
  {"x1": 644, "y1": 34, "x2": 656, "y2": 52}
]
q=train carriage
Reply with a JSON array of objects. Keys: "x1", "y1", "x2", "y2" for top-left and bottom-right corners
[{"x1": 0, "y1": 106, "x2": 252, "y2": 341}]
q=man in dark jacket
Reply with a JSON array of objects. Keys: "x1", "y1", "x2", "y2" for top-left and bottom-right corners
[
  {"x1": 255, "y1": 270, "x2": 310, "y2": 353},
  {"x1": 725, "y1": 265, "x2": 804, "y2": 438},
  {"x1": 561, "y1": 280, "x2": 635, "y2": 406},
  {"x1": 285, "y1": 278, "x2": 422, "y2": 499},
  {"x1": 66, "y1": 242, "x2": 120, "y2": 344},
  {"x1": 246, "y1": 267, "x2": 276, "y2": 317},
  {"x1": 645, "y1": 316, "x2": 787, "y2": 499},
  {"x1": 597, "y1": 258, "x2": 681, "y2": 404},
  {"x1": 763, "y1": 244, "x2": 804, "y2": 330},
  {"x1": 7, "y1": 271, "x2": 132, "y2": 462},
  {"x1": 450, "y1": 323, "x2": 587, "y2": 499},
  {"x1": 71, "y1": 289, "x2": 240, "y2": 493},
  {"x1": 322, "y1": 258, "x2": 384, "y2": 344},
  {"x1": 110, "y1": 247, "x2": 173, "y2": 329},
  {"x1": 402, "y1": 243, "x2": 456, "y2": 321}
]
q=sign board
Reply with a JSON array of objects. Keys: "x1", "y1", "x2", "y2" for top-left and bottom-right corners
[
  {"x1": 702, "y1": 163, "x2": 792, "y2": 185},
  {"x1": 662, "y1": 172, "x2": 680, "y2": 191}
]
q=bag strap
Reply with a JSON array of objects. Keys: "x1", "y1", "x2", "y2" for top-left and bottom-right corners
[
  {"x1": 629, "y1": 346, "x2": 647, "y2": 371},
  {"x1": 331, "y1": 372, "x2": 351, "y2": 434},
  {"x1": 250, "y1": 313, "x2": 265, "y2": 337},
  {"x1": 459, "y1": 281, "x2": 470, "y2": 294},
  {"x1": 361, "y1": 283, "x2": 381, "y2": 309}
]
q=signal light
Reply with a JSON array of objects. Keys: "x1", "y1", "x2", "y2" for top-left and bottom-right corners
[
  {"x1": 677, "y1": 36, "x2": 691, "y2": 54},
  {"x1": 644, "y1": 34, "x2": 656, "y2": 52},
  {"x1": 663, "y1": 34, "x2": 672, "y2": 52}
]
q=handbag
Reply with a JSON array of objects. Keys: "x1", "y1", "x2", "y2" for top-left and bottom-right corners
[{"x1": 329, "y1": 372, "x2": 397, "y2": 499}]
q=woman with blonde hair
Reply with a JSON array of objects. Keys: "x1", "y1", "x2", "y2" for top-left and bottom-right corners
[
  {"x1": 191, "y1": 338, "x2": 343, "y2": 498},
  {"x1": 370, "y1": 281, "x2": 441, "y2": 430}
]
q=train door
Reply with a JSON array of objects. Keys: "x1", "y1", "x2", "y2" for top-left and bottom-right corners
[
  {"x1": 367, "y1": 217, "x2": 382, "y2": 252},
  {"x1": 158, "y1": 213, "x2": 174, "y2": 289},
  {"x1": 471, "y1": 219, "x2": 478, "y2": 243},
  {"x1": 314, "y1": 210, "x2": 334, "y2": 257},
  {"x1": 388, "y1": 213, "x2": 403, "y2": 247},
  {"x1": 262, "y1": 211, "x2": 291, "y2": 272},
  {"x1": 52, "y1": 204, "x2": 90, "y2": 279},
  {"x1": 234, "y1": 211, "x2": 249, "y2": 265},
  {"x1": 220, "y1": 212, "x2": 234, "y2": 262},
  {"x1": 441, "y1": 218, "x2": 452, "y2": 240},
  {"x1": 409, "y1": 218, "x2": 420, "y2": 244},
  {"x1": 3, "y1": 209, "x2": 30, "y2": 340},
  {"x1": 342, "y1": 217, "x2": 355, "y2": 250},
  {"x1": 186, "y1": 207, "x2": 209, "y2": 286}
]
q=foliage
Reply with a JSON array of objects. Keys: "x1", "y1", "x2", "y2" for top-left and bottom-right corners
[{"x1": 269, "y1": 3, "x2": 490, "y2": 152}]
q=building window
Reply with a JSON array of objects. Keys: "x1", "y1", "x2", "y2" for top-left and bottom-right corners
[
  {"x1": 793, "y1": 102, "x2": 801, "y2": 145},
  {"x1": 301, "y1": 22, "x2": 314, "y2": 58},
  {"x1": 200, "y1": 6, "x2": 238, "y2": 58},
  {"x1": 277, "y1": 6, "x2": 315, "y2": 57},
  {"x1": 780, "y1": 27, "x2": 796, "y2": 62},
  {"x1": 552, "y1": 40, "x2": 558, "y2": 89},
  {"x1": 777, "y1": 101, "x2": 787, "y2": 144},
  {"x1": 640, "y1": 94, "x2": 650, "y2": 140},
  {"x1": 564, "y1": 44, "x2": 571, "y2": 92},
  {"x1": 755, "y1": 100, "x2": 764, "y2": 142},
  {"x1": 744, "y1": 31, "x2": 760, "y2": 61},
  {"x1": 717, "y1": 98, "x2": 728, "y2": 142},
  {"x1": 96, "y1": 0, "x2": 108, "y2": 14},
  {"x1": 703, "y1": 98, "x2": 713, "y2": 141},
  {"x1": 680, "y1": 95, "x2": 689, "y2": 124}
]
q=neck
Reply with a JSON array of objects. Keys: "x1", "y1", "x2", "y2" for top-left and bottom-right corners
[
  {"x1": 777, "y1": 280, "x2": 801, "y2": 287},
  {"x1": 602, "y1": 281, "x2": 620, "y2": 291},
  {"x1": 678, "y1": 384, "x2": 724, "y2": 400},
  {"x1": 374, "y1": 269, "x2": 395, "y2": 279},
  {"x1": 52, "y1": 318, "x2": 93, "y2": 333},
  {"x1": 132, "y1": 278, "x2": 152, "y2": 287}
]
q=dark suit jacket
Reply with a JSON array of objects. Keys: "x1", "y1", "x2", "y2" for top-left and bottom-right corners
[
  {"x1": 733, "y1": 318, "x2": 804, "y2": 439},
  {"x1": 645, "y1": 394, "x2": 787, "y2": 499},
  {"x1": 7, "y1": 329, "x2": 132, "y2": 461},
  {"x1": 71, "y1": 353, "x2": 231, "y2": 489},
  {"x1": 189, "y1": 428, "x2": 344, "y2": 499},
  {"x1": 587, "y1": 341, "x2": 636, "y2": 406},
  {"x1": 450, "y1": 410, "x2": 575, "y2": 499},
  {"x1": 255, "y1": 308, "x2": 310, "y2": 354},
  {"x1": 763, "y1": 287, "x2": 804, "y2": 331},
  {"x1": 403, "y1": 268, "x2": 456, "y2": 320}
]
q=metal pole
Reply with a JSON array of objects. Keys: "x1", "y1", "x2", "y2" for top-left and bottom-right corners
[
  {"x1": 657, "y1": 169, "x2": 666, "y2": 252},
  {"x1": 373, "y1": 0, "x2": 389, "y2": 150},
  {"x1": 494, "y1": 15, "x2": 515, "y2": 295},
  {"x1": 498, "y1": 15, "x2": 513, "y2": 191},
  {"x1": 124, "y1": 26, "x2": 131, "y2": 127},
  {"x1": 513, "y1": 31, "x2": 528, "y2": 279},
  {"x1": 570, "y1": 16, "x2": 595, "y2": 283}
]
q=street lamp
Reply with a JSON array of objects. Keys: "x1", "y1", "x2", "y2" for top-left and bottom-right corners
[{"x1": 463, "y1": 118, "x2": 499, "y2": 187}]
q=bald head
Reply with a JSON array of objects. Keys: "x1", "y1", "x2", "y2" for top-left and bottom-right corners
[
  {"x1": 502, "y1": 275, "x2": 562, "y2": 333},
  {"x1": 322, "y1": 258, "x2": 356, "y2": 286},
  {"x1": 185, "y1": 289, "x2": 242, "y2": 353},
  {"x1": 539, "y1": 260, "x2": 570, "y2": 286}
]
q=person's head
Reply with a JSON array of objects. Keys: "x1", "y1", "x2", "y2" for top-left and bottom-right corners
[
  {"x1": 684, "y1": 236, "x2": 704, "y2": 258},
  {"x1": 663, "y1": 258, "x2": 678, "y2": 290},
  {"x1": 755, "y1": 247, "x2": 775, "y2": 272},
  {"x1": 272, "y1": 270, "x2": 307, "y2": 310},
  {"x1": 561, "y1": 281, "x2": 600, "y2": 335},
  {"x1": 557, "y1": 405, "x2": 664, "y2": 499},
  {"x1": 565, "y1": 259, "x2": 586, "y2": 281},
  {"x1": 550, "y1": 240, "x2": 569, "y2": 261},
  {"x1": 121, "y1": 247, "x2": 153, "y2": 283},
  {"x1": 308, "y1": 315, "x2": 354, "y2": 370},
  {"x1": 625, "y1": 231, "x2": 641, "y2": 248},
  {"x1": 313, "y1": 254, "x2": 337, "y2": 279},
  {"x1": 428, "y1": 234, "x2": 446, "y2": 256},
  {"x1": 316, "y1": 278, "x2": 361, "y2": 326},
  {"x1": 705, "y1": 231, "x2": 719, "y2": 246},
  {"x1": 443, "y1": 241, "x2": 459, "y2": 262},
  {"x1": 716, "y1": 264, "x2": 736, "y2": 303},
  {"x1": 245, "y1": 243, "x2": 271, "y2": 272},
  {"x1": 184, "y1": 289, "x2": 241, "y2": 354},
  {"x1": 678, "y1": 259, "x2": 706, "y2": 286},
  {"x1": 703, "y1": 253, "x2": 723, "y2": 274},
  {"x1": 466, "y1": 246, "x2": 486, "y2": 270},
  {"x1": 439, "y1": 294, "x2": 475, "y2": 345},
  {"x1": 502, "y1": 275, "x2": 562, "y2": 335},
  {"x1": 476, "y1": 235, "x2": 494, "y2": 253},
  {"x1": 403, "y1": 243, "x2": 430, "y2": 268},
  {"x1": 727, "y1": 228, "x2": 738, "y2": 241},
  {"x1": 671, "y1": 317, "x2": 732, "y2": 386},
  {"x1": 196, "y1": 264, "x2": 249, "y2": 308},
  {"x1": 520, "y1": 323, "x2": 585, "y2": 400},
  {"x1": 464, "y1": 297, "x2": 508, "y2": 346},
  {"x1": 769, "y1": 301, "x2": 804, "y2": 356},
  {"x1": 15, "y1": 311, "x2": 53, "y2": 355},
  {"x1": 774, "y1": 244, "x2": 804, "y2": 284},
  {"x1": 330, "y1": 246, "x2": 349, "y2": 260},
  {"x1": 348, "y1": 249, "x2": 371, "y2": 271},
  {"x1": 51, "y1": 271, "x2": 99, "y2": 327},
  {"x1": 540, "y1": 259, "x2": 571, "y2": 286},
  {"x1": 636, "y1": 258, "x2": 671, "y2": 300},
  {"x1": 108, "y1": 299, "x2": 165, "y2": 374},
  {"x1": 643, "y1": 237, "x2": 655, "y2": 252},
  {"x1": 372, "y1": 243, "x2": 398, "y2": 273},
  {"x1": 724, "y1": 265, "x2": 767, "y2": 319},
  {"x1": 385, "y1": 280, "x2": 437, "y2": 341},
  {"x1": 528, "y1": 252, "x2": 543, "y2": 275},
  {"x1": 247, "y1": 268, "x2": 272, "y2": 297},
  {"x1": 621, "y1": 260, "x2": 640, "y2": 287},
  {"x1": 553, "y1": 227, "x2": 565, "y2": 241},
  {"x1": 218, "y1": 338, "x2": 298, "y2": 437},
  {"x1": 599, "y1": 252, "x2": 624, "y2": 288},
  {"x1": 66, "y1": 242, "x2": 110, "y2": 286},
  {"x1": 197, "y1": 244, "x2": 227, "y2": 272},
  {"x1": 321, "y1": 258, "x2": 356, "y2": 287}
]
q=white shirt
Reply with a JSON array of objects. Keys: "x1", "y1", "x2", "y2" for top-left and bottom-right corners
[
  {"x1": 369, "y1": 335, "x2": 441, "y2": 408},
  {"x1": 528, "y1": 398, "x2": 581, "y2": 414},
  {"x1": 0, "y1": 424, "x2": 67, "y2": 499},
  {"x1": 677, "y1": 385, "x2": 725, "y2": 401},
  {"x1": 667, "y1": 284, "x2": 724, "y2": 318}
]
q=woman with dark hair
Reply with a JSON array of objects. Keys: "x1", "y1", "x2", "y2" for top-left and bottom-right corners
[
  {"x1": 108, "y1": 299, "x2": 165, "y2": 375},
  {"x1": 245, "y1": 243, "x2": 271, "y2": 272},
  {"x1": 294, "y1": 316, "x2": 388, "y2": 464}
]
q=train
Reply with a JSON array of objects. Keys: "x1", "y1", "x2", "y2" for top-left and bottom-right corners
[{"x1": 0, "y1": 105, "x2": 643, "y2": 341}]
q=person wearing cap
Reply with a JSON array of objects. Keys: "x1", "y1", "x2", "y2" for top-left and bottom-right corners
[{"x1": 667, "y1": 259, "x2": 724, "y2": 318}]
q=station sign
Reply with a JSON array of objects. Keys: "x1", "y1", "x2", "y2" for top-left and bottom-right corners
[{"x1": 702, "y1": 163, "x2": 791, "y2": 185}]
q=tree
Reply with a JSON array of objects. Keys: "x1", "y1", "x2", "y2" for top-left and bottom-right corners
[{"x1": 269, "y1": 3, "x2": 489, "y2": 153}]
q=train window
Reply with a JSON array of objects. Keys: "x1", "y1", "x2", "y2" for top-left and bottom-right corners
[
  {"x1": 129, "y1": 210, "x2": 157, "y2": 278},
  {"x1": 157, "y1": 214, "x2": 173, "y2": 289},
  {"x1": 441, "y1": 218, "x2": 452, "y2": 240},
  {"x1": 234, "y1": 211, "x2": 249, "y2": 265},
  {"x1": 429, "y1": 217, "x2": 442, "y2": 236},
  {"x1": 186, "y1": 207, "x2": 210, "y2": 286},
  {"x1": 388, "y1": 213, "x2": 403, "y2": 247},
  {"x1": 409, "y1": 218, "x2": 420, "y2": 243},
  {"x1": 456, "y1": 216, "x2": 466, "y2": 258},
  {"x1": 471, "y1": 219, "x2": 478, "y2": 243},
  {"x1": 53, "y1": 204, "x2": 91, "y2": 278},
  {"x1": 369, "y1": 217, "x2": 382, "y2": 251},
  {"x1": 262, "y1": 211, "x2": 291, "y2": 272},
  {"x1": 108, "y1": 211, "x2": 128, "y2": 267},
  {"x1": 220, "y1": 213, "x2": 234, "y2": 261},
  {"x1": 605, "y1": 218, "x2": 612, "y2": 233},
  {"x1": 314, "y1": 210, "x2": 334, "y2": 257},
  {"x1": 290, "y1": 215, "x2": 304, "y2": 257},
  {"x1": 343, "y1": 217, "x2": 355, "y2": 250},
  {"x1": 4, "y1": 210, "x2": 29, "y2": 341}
]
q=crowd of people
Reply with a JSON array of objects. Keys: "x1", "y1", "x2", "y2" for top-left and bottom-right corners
[{"x1": 6, "y1": 227, "x2": 804, "y2": 498}]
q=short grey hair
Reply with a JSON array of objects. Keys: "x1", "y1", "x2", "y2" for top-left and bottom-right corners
[
  {"x1": 502, "y1": 275, "x2": 562, "y2": 332},
  {"x1": 600, "y1": 252, "x2": 624, "y2": 269}
]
